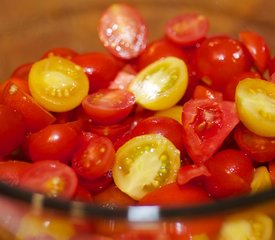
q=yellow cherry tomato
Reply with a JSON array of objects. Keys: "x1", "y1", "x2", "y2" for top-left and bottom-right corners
[
  {"x1": 154, "y1": 105, "x2": 183, "y2": 123},
  {"x1": 128, "y1": 57, "x2": 188, "y2": 111},
  {"x1": 113, "y1": 134, "x2": 181, "y2": 200},
  {"x1": 235, "y1": 78, "x2": 275, "y2": 137},
  {"x1": 250, "y1": 166, "x2": 272, "y2": 193},
  {"x1": 29, "y1": 56, "x2": 89, "y2": 112}
]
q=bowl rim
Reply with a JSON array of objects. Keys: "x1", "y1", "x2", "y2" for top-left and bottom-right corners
[{"x1": 0, "y1": 180, "x2": 274, "y2": 221}]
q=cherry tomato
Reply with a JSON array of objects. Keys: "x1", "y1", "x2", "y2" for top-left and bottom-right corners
[
  {"x1": 109, "y1": 65, "x2": 136, "y2": 90},
  {"x1": 113, "y1": 134, "x2": 181, "y2": 200},
  {"x1": 204, "y1": 149, "x2": 254, "y2": 199},
  {"x1": 73, "y1": 185, "x2": 94, "y2": 203},
  {"x1": 130, "y1": 116, "x2": 185, "y2": 152},
  {"x1": 20, "y1": 160, "x2": 78, "y2": 199},
  {"x1": 235, "y1": 78, "x2": 275, "y2": 137},
  {"x1": 98, "y1": 3, "x2": 148, "y2": 59},
  {"x1": 269, "y1": 57, "x2": 275, "y2": 76},
  {"x1": 139, "y1": 182, "x2": 211, "y2": 206},
  {"x1": 129, "y1": 57, "x2": 188, "y2": 110},
  {"x1": 27, "y1": 123, "x2": 79, "y2": 164},
  {"x1": 72, "y1": 52, "x2": 121, "y2": 93},
  {"x1": 1, "y1": 81, "x2": 56, "y2": 132},
  {"x1": 41, "y1": 47, "x2": 78, "y2": 60},
  {"x1": 10, "y1": 62, "x2": 33, "y2": 80},
  {"x1": 165, "y1": 13, "x2": 209, "y2": 46},
  {"x1": 182, "y1": 99, "x2": 239, "y2": 163},
  {"x1": 0, "y1": 160, "x2": 32, "y2": 186},
  {"x1": 0, "y1": 104, "x2": 26, "y2": 157},
  {"x1": 1, "y1": 78, "x2": 30, "y2": 95},
  {"x1": 28, "y1": 56, "x2": 89, "y2": 112},
  {"x1": 72, "y1": 134, "x2": 115, "y2": 180},
  {"x1": 234, "y1": 124, "x2": 275, "y2": 163},
  {"x1": 196, "y1": 36, "x2": 252, "y2": 91},
  {"x1": 154, "y1": 105, "x2": 183, "y2": 124},
  {"x1": 239, "y1": 31, "x2": 271, "y2": 74},
  {"x1": 268, "y1": 161, "x2": 275, "y2": 186},
  {"x1": 82, "y1": 88, "x2": 135, "y2": 125},
  {"x1": 192, "y1": 84, "x2": 223, "y2": 101}
]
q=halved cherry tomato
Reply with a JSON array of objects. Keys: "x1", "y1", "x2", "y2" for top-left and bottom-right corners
[
  {"x1": 234, "y1": 124, "x2": 275, "y2": 163},
  {"x1": 27, "y1": 123, "x2": 79, "y2": 164},
  {"x1": 196, "y1": 36, "x2": 252, "y2": 91},
  {"x1": 20, "y1": 160, "x2": 78, "y2": 199},
  {"x1": 192, "y1": 84, "x2": 223, "y2": 101},
  {"x1": 239, "y1": 31, "x2": 271, "y2": 74},
  {"x1": 1, "y1": 78, "x2": 30, "y2": 95},
  {"x1": 235, "y1": 78, "x2": 275, "y2": 137},
  {"x1": 0, "y1": 104, "x2": 26, "y2": 157},
  {"x1": 82, "y1": 88, "x2": 135, "y2": 125},
  {"x1": 72, "y1": 134, "x2": 115, "y2": 180},
  {"x1": 72, "y1": 52, "x2": 121, "y2": 93},
  {"x1": 41, "y1": 47, "x2": 78, "y2": 60},
  {"x1": 98, "y1": 3, "x2": 148, "y2": 60},
  {"x1": 10, "y1": 62, "x2": 33, "y2": 80},
  {"x1": 28, "y1": 56, "x2": 89, "y2": 112},
  {"x1": 113, "y1": 134, "x2": 181, "y2": 200},
  {"x1": 204, "y1": 149, "x2": 254, "y2": 199},
  {"x1": 182, "y1": 99, "x2": 239, "y2": 163},
  {"x1": 154, "y1": 105, "x2": 183, "y2": 124},
  {"x1": 165, "y1": 13, "x2": 209, "y2": 46},
  {"x1": 129, "y1": 57, "x2": 188, "y2": 110},
  {"x1": 1, "y1": 81, "x2": 56, "y2": 132}
]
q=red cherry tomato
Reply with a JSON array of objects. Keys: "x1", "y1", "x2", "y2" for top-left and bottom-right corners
[
  {"x1": 204, "y1": 149, "x2": 254, "y2": 199},
  {"x1": 192, "y1": 84, "x2": 223, "y2": 101},
  {"x1": 20, "y1": 160, "x2": 78, "y2": 199},
  {"x1": 1, "y1": 81, "x2": 56, "y2": 132},
  {"x1": 0, "y1": 104, "x2": 26, "y2": 157},
  {"x1": 10, "y1": 62, "x2": 33, "y2": 80},
  {"x1": 1, "y1": 78, "x2": 30, "y2": 96},
  {"x1": 165, "y1": 13, "x2": 209, "y2": 46},
  {"x1": 72, "y1": 52, "x2": 121, "y2": 93},
  {"x1": 41, "y1": 47, "x2": 78, "y2": 60},
  {"x1": 196, "y1": 36, "x2": 252, "y2": 91},
  {"x1": 27, "y1": 123, "x2": 79, "y2": 164},
  {"x1": 269, "y1": 57, "x2": 275, "y2": 76},
  {"x1": 82, "y1": 89, "x2": 135, "y2": 125},
  {"x1": 182, "y1": 99, "x2": 239, "y2": 163},
  {"x1": 234, "y1": 124, "x2": 275, "y2": 163},
  {"x1": 239, "y1": 31, "x2": 271, "y2": 74},
  {"x1": 139, "y1": 182, "x2": 211, "y2": 206},
  {"x1": 98, "y1": 3, "x2": 148, "y2": 60},
  {"x1": 73, "y1": 185, "x2": 94, "y2": 203},
  {"x1": 268, "y1": 161, "x2": 275, "y2": 186},
  {"x1": 72, "y1": 135, "x2": 115, "y2": 180}
]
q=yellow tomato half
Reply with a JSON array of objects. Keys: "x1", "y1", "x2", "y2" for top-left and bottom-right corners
[
  {"x1": 235, "y1": 78, "x2": 275, "y2": 137},
  {"x1": 29, "y1": 56, "x2": 89, "y2": 112},
  {"x1": 113, "y1": 134, "x2": 181, "y2": 200},
  {"x1": 128, "y1": 57, "x2": 188, "y2": 111}
]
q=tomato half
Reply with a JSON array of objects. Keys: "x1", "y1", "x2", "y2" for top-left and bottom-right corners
[
  {"x1": 113, "y1": 134, "x2": 181, "y2": 200},
  {"x1": 98, "y1": 3, "x2": 148, "y2": 59},
  {"x1": 20, "y1": 160, "x2": 78, "y2": 199},
  {"x1": 192, "y1": 84, "x2": 223, "y2": 101},
  {"x1": 28, "y1": 56, "x2": 89, "y2": 112},
  {"x1": 182, "y1": 99, "x2": 239, "y2": 163},
  {"x1": 235, "y1": 78, "x2": 275, "y2": 137},
  {"x1": 129, "y1": 57, "x2": 188, "y2": 110},
  {"x1": 165, "y1": 13, "x2": 209, "y2": 46},
  {"x1": 82, "y1": 88, "x2": 135, "y2": 125}
]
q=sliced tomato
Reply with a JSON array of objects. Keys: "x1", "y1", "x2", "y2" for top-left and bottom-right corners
[
  {"x1": 192, "y1": 84, "x2": 223, "y2": 101},
  {"x1": 129, "y1": 57, "x2": 188, "y2": 111},
  {"x1": 165, "y1": 13, "x2": 209, "y2": 46},
  {"x1": 239, "y1": 31, "x2": 271, "y2": 73},
  {"x1": 28, "y1": 56, "x2": 89, "y2": 112},
  {"x1": 234, "y1": 124, "x2": 275, "y2": 163},
  {"x1": 20, "y1": 160, "x2": 78, "y2": 199},
  {"x1": 1, "y1": 81, "x2": 56, "y2": 132},
  {"x1": 82, "y1": 88, "x2": 135, "y2": 125},
  {"x1": 72, "y1": 134, "x2": 115, "y2": 180},
  {"x1": 182, "y1": 99, "x2": 239, "y2": 163},
  {"x1": 41, "y1": 47, "x2": 78, "y2": 60},
  {"x1": 98, "y1": 3, "x2": 147, "y2": 60},
  {"x1": 113, "y1": 134, "x2": 181, "y2": 200},
  {"x1": 235, "y1": 78, "x2": 275, "y2": 137}
]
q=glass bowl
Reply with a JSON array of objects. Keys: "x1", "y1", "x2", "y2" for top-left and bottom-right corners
[{"x1": 0, "y1": 0, "x2": 275, "y2": 239}]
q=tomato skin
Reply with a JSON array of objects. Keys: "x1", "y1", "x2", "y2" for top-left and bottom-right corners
[
  {"x1": 268, "y1": 161, "x2": 275, "y2": 186},
  {"x1": 192, "y1": 84, "x2": 223, "y2": 101},
  {"x1": 82, "y1": 89, "x2": 135, "y2": 125},
  {"x1": 234, "y1": 124, "x2": 275, "y2": 163},
  {"x1": 41, "y1": 47, "x2": 78, "y2": 60},
  {"x1": 72, "y1": 52, "x2": 121, "y2": 93},
  {"x1": 204, "y1": 149, "x2": 254, "y2": 199},
  {"x1": 72, "y1": 135, "x2": 115, "y2": 180},
  {"x1": 1, "y1": 81, "x2": 56, "y2": 133},
  {"x1": 10, "y1": 62, "x2": 33, "y2": 80},
  {"x1": 27, "y1": 123, "x2": 79, "y2": 164},
  {"x1": 196, "y1": 36, "x2": 252, "y2": 91},
  {"x1": 0, "y1": 104, "x2": 27, "y2": 157},
  {"x1": 20, "y1": 160, "x2": 78, "y2": 199},
  {"x1": 73, "y1": 185, "x2": 94, "y2": 203},
  {"x1": 98, "y1": 3, "x2": 148, "y2": 60},
  {"x1": 182, "y1": 99, "x2": 239, "y2": 163}
]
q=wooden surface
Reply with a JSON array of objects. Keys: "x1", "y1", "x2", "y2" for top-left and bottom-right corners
[{"x1": 0, "y1": 0, "x2": 275, "y2": 80}]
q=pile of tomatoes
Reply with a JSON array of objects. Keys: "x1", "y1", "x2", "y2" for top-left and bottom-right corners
[{"x1": 0, "y1": 3, "x2": 275, "y2": 236}]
